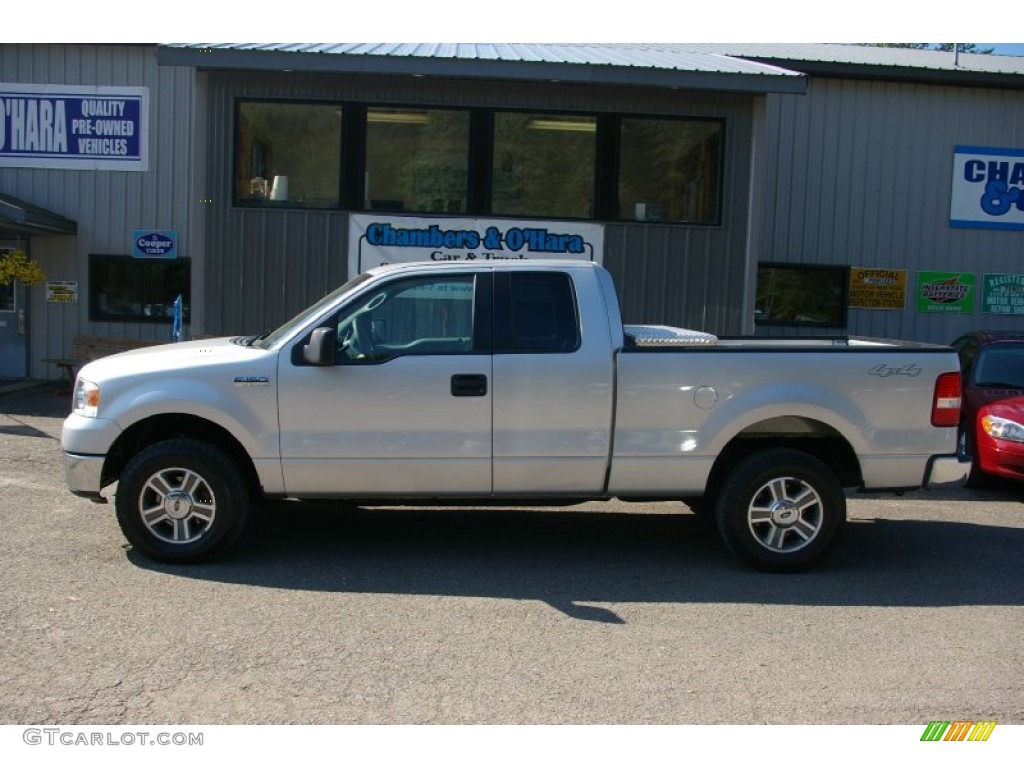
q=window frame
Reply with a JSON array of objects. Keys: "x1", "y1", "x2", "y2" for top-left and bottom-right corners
[
  {"x1": 232, "y1": 97, "x2": 346, "y2": 210},
  {"x1": 291, "y1": 272, "x2": 494, "y2": 366},
  {"x1": 363, "y1": 104, "x2": 474, "y2": 215},
  {"x1": 87, "y1": 254, "x2": 191, "y2": 324},
  {"x1": 488, "y1": 108, "x2": 600, "y2": 221},
  {"x1": 613, "y1": 114, "x2": 725, "y2": 225},
  {"x1": 494, "y1": 271, "x2": 582, "y2": 354},
  {"x1": 754, "y1": 262, "x2": 850, "y2": 329}
]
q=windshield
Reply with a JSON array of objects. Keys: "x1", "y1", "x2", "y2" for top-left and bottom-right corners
[
  {"x1": 974, "y1": 346, "x2": 1024, "y2": 388},
  {"x1": 256, "y1": 272, "x2": 374, "y2": 348}
]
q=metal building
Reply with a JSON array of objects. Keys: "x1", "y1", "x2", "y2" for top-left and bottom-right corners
[{"x1": 2, "y1": 43, "x2": 1023, "y2": 380}]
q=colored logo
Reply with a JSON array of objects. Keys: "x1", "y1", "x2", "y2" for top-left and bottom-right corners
[
  {"x1": 920, "y1": 720, "x2": 997, "y2": 742},
  {"x1": 916, "y1": 271, "x2": 976, "y2": 314},
  {"x1": 132, "y1": 229, "x2": 177, "y2": 259},
  {"x1": 921, "y1": 276, "x2": 971, "y2": 304}
]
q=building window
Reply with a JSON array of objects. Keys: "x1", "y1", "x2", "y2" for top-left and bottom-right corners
[
  {"x1": 754, "y1": 263, "x2": 849, "y2": 327},
  {"x1": 0, "y1": 282, "x2": 14, "y2": 312},
  {"x1": 365, "y1": 107, "x2": 470, "y2": 214},
  {"x1": 89, "y1": 255, "x2": 191, "y2": 323},
  {"x1": 235, "y1": 101, "x2": 342, "y2": 207},
  {"x1": 618, "y1": 118, "x2": 723, "y2": 223},
  {"x1": 230, "y1": 99, "x2": 728, "y2": 225},
  {"x1": 491, "y1": 112, "x2": 596, "y2": 219}
]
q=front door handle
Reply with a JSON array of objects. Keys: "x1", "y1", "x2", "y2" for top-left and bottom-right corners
[{"x1": 451, "y1": 374, "x2": 487, "y2": 397}]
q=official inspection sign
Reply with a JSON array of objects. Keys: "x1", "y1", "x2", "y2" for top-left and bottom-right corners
[
  {"x1": 849, "y1": 268, "x2": 907, "y2": 310},
  {"x1": 0, "y1": 83, "x2": 148, "y2": 171}
]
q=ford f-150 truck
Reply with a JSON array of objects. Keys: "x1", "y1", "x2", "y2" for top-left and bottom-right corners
[{"x1": 62, "y1": 260, "x2": 969, "y2": 571}]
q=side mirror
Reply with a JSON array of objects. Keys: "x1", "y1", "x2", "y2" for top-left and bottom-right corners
[{"x1": 303, "y1": 327, "x2": 337, "y2": 366}]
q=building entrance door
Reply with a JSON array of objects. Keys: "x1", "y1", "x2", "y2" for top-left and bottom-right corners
[{"x1": 0, "y1": 244, "x2": 29, "y2": 378}]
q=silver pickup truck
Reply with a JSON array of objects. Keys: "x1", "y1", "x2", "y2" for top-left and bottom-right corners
[{"x1": 62, "y1": 260, "x2": 969, "y2": 571}]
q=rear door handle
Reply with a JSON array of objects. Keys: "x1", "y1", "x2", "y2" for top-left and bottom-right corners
[{"x1": 451, "y1": 374, "x2": 487, "y2": 397}]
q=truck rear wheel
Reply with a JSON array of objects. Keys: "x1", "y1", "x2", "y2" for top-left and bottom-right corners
[
  {"x1": 714, "y1": 448, "x2": 845, "y2": 572},
  {"x1": 115, "y1": 439, "x2": 249, "y2": 563}
]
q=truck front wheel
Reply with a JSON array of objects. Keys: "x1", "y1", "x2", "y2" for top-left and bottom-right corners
[
  {"x1": 714, "y1": 448, "x2": 845, "y2": 572},
  {"x1": 115, "y1": 439, "x2": 250, "y2": 563}
]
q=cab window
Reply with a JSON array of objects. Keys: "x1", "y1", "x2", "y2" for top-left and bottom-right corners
[{"x1": 333, "y1": 274, "x2": 477, "y2": 363}]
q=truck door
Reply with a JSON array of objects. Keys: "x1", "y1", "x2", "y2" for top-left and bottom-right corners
[
  {"x1": 491, "y1": 270, "x2": 616, "y2": 495},
  {"x1": 276, "y1": 271, "x2": 493, "y2": 496}
]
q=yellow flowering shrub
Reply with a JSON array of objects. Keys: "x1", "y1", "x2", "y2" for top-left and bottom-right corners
[{"x1": 0, "y1": 249, "x2": 46, "y2": 285}]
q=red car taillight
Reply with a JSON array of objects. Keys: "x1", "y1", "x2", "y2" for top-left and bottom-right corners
[{"x1": 932, "y1": 371, "x2": 962, "y2": 427}]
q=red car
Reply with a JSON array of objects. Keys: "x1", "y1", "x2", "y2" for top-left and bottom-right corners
[{"x1": 952, "y1": 331, "x2": 1024, "y2": 482}]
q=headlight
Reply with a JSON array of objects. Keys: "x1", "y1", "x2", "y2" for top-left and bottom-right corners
[
  {"x1": 981, "y1": 414, "x2": 1024, "y2": 443},
  {"x1": 73, "y1": 379, "x2": 100, "y2": 418}
]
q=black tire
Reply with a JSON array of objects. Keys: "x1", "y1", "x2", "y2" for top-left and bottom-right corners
[
  {"x1": 115, "y1": 438, "x2": 250, "y2": 563},
  {"x1": 714, "y1": 448, "x2": 845, "y2": 572}
]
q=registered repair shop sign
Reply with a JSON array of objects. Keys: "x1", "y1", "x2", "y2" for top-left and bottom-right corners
[{"x1": 132, "y1": 230, "x2": 177, "y2": 259}]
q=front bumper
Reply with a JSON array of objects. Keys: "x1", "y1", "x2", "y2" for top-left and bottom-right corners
[
  {"x1": 925, "y1": 454, "x2": 972, "y2": 488},
  {"x1": 64, "y1": 451, "x2": 108, "y2": 501},
  {"x1": 62, "y1": 412, "x2": 122, "y2": 501},
  {"x1": 976, "y1": 437, "x2": 1024, "y2": 481}
]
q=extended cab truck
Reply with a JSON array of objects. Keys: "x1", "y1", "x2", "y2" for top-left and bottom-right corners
[{"x1": 62, "y1": 261, "x2": 969, "y2": 571}]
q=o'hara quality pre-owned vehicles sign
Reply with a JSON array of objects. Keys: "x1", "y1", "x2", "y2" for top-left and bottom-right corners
[
  {"x1": 0, "y1": 83, "x2": 148, "y2": 171},
  {"x1": 348, "y1": 213, "x2": 604, "y2": 275}
]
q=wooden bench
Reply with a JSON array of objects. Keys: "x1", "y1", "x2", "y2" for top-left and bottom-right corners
[{"x1": 45, "y1": 335, "x2": 161, "y2": 395}]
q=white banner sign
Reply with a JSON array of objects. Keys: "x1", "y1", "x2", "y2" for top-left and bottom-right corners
[
  {"x1": 348, "y1": 213, "x2": 604, "y2": 277},
  {"x1": 950, "y1": 145, "x2": 1024, "y2": 230}
]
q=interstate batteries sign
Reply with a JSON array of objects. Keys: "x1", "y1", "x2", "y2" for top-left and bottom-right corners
[
  {"x1": 916, "y1": 271, "x2": 976, "y2": 313},
  {"x1": 950, "y1": 145, "x2": 1024, "y2": 230},
  {"x1": 0, "y1": 83, "x2": 148, "y2": 171},
  {"x1": 348, "y1": 214, "x2": 604, "y2": 277}
]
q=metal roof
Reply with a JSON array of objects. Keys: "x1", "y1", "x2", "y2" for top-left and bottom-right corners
[
  {"x1": 671, "y1": 44, "x2": 1024, "y2": 86},
  {"x1": 156, "y1": 43, "x2": 808, "y2": 94},
  {"x1": 0, "y1": 193, "x2": 76, "y2": 238},
  {"x1": 158, "y1": 43, "x2": 1024, "y2": 91}
]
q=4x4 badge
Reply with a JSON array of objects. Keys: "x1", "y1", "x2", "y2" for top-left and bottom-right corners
[{"x1": 869, "y1": 363, "x2": 922, "y2": 378}]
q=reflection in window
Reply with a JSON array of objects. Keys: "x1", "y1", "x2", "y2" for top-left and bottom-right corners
[
  {"x1": 754, "y1": 263, "x2": 849, "y2": 327},
  {"x1": 336, "y1": 275, "x2": 475, "y2": 362},
  {"x1": 619, "y1": 118, "x2": 722, "y2": 223},
  {"x1": 89, "y1": 255, "x2": 191, "y2": 323},
  {"x1": 492, "y1": 113, "x2": 596, "y2": 219},
  {"x1": 235, "y1": 102, "x2": 342, "y2": 207},
  {"x1": 365, "y1": 108, "x2": 470, "y2": 214}
]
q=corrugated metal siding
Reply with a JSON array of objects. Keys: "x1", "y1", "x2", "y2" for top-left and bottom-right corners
[
  {"x1": 758, "y1": 76, "x2": 1024, "y2": 344},
  {"x1": 203, "y1": 70, "x2": 756, "y2": 337},
  {"x1": 0, "y1": 44, "x2": 196, "y2": 377}
]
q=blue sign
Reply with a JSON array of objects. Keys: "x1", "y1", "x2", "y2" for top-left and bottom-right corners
[
  {"x1": 951, "y1": 145, "x2": 1024, "y2": 231},
  {"x1": 0, "y1": 83, "x2": 148, "y2": 171},
  {"x1": 132, "y1": 230, "x2": 177, "y2": 259}
]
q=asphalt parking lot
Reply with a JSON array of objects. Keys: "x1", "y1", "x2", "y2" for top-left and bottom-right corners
[{"x1": 1, "y1": 383, "x2": 1022, "y2": 725}]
